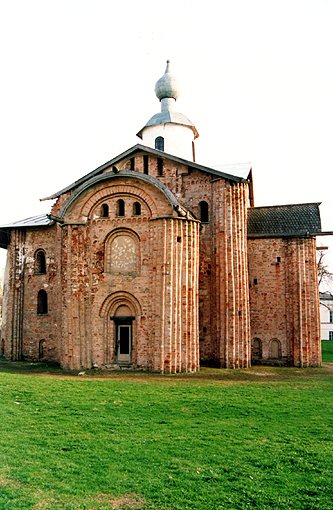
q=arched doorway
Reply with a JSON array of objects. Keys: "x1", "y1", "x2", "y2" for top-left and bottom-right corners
[
  {"x1": 113, "y1": 305, "x2": 133, "y2": 364},
  {"x1": 100, "y1": 291, "x2": 142, "y2": 366},
  {"x1": 251, "y1": 337, "x2": 262, "y2": 363}
]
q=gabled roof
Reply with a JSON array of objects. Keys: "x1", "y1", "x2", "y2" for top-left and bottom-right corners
[
  {"x1": 41, "y1": 144, "x2": 248, "y2": 201},
  {"x1": 0, "y1": 214, "x2": 54, "y2": 248},
  {"x1": 320, "y1": 292, "x2": 333, "y2": 301},
  {"x1": 0, "y1": 214, "x2": 53, "y2": 228},
  {"x1": 211, "y1": 162, "x2": 252, "y2": 180},
  {"x1": 247, "y1": 203, "x2": 321, "y2": 238}
]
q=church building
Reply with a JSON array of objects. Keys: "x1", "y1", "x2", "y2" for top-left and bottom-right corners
[{"x1": 0, "y1": 62, "x2": 322, "y2": 372}]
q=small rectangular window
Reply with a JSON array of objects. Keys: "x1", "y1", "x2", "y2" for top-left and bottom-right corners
[
  {"x1": 157, "y1": 158, "x2": 164, "y2": 176},
  {"x1": 329, "y1": 331, "x2": 333, "y2": 341},
  {"x1": 130, "y1": 157, "x2": 135, "y2": 171}
]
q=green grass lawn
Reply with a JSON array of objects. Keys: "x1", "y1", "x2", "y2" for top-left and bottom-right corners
[
  {"x1": 322, "y1": 340, "x2": 333, "y2": 362},
  {"x1": 0, "y1": 363, "x2": 332, "y2": 510}
]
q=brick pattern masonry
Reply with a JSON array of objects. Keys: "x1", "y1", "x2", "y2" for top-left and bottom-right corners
[{"x1": 1, "y1": 152, "x2": 321, "y2": 371}]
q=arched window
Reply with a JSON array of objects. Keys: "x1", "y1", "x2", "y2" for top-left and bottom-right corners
[
  {"x1": 155, "y1": 136, "x2": 164, "y2": 151},
  {"x1": 110, "y1": 235, "x2": 138, "y2": 273},
  {"x1": 105, "y1": 230, "x2": 140, "y2": 275},
  {"x1": 100, "y1": 203, "x2": 109, "y2": 218},
  {"x1": 117, "y1": 199, "x2": 125, "y2": 217},
  {"x1": 39, "y1": 339, "x2": 46, "y2": 360},
  {"x1": 35, "y1": 250, "x2": 46, "y2": 274},
  {"x1": 133, "y1": 202, "x2": 141, "y2": 216},
  {"x1": 252, "y1": 337, "x2": 262, "y2": 361},
  {"x1": 37, "y1": 290, "x2": 48, "y2": 315},
  {"x1": 270, "y1": 338, "x2": 282, "y2": 359},
  {"x1": 199, "y1": 201, "x2": 209, "y2": 223}
]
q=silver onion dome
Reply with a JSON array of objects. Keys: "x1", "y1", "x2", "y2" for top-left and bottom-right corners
[{"x1": 154, "y1": 60, "x2": 180, "y2": 101}]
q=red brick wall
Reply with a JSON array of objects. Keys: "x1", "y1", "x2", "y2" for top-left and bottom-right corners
[
  {"x1": 248, "y1": 236, "x2": 321, "y2": 366},
  {"x1": 1, "y1": 225, "x2": 62, "y2": 362},
  {"x1": 1, "y1": 150, "x2": 320, "y2": 371}
]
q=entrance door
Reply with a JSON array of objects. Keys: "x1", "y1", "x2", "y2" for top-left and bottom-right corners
[{"x1": 117, "y1": 324, "x2": 131, "y2": 363}]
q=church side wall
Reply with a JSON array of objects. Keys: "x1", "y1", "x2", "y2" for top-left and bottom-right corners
[
  {"x1": 248, "y1": 236, "x2": 321, "y2": 366},
  {"x1": 1, "y1": 225, "x2": 62, "y2": 362}
]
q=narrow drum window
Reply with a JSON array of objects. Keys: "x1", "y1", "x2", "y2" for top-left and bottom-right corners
[
  {"x1": 35, "y1": 250, "x2": 46, "y2": 274},
  {"x1": 101, "y1": 203, "x2": 109, "y2": 218},
  {"x1": 133, "y1": 202, "x2": 141, "y2": 216},
  {"x1": 117, "y1": 199, "x2": 125, "y2": 217},
  {"x1": 199, "y1": 201, "x2": 209, "y2": 222},
  {"x1": 155, "y1": 136, "x2": 164, "y2": 151},
  {"x1": 37, "y1": 290, "x2": 48, "y2": 315}
]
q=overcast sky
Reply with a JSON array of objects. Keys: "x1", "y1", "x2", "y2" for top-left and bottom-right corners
[{"x1": 1, "y1": 0, "x2": 332, "y2": 280}]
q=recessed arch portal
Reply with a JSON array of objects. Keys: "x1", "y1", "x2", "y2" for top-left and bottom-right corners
[
  {"x1": 100, "y1": 291, "x2": 142, "y2": 366},
  {"x1": 100, "y1": 291, "x2": 142, "y2": 319}
]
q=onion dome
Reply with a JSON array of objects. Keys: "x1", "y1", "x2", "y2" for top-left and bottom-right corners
[{"x1": 154, "y1": 60, "x2": 180, "y2": 101}]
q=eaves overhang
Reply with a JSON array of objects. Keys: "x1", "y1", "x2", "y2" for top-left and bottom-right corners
[{"x1": 136, "y1": 111, "x2": 199, "y2": 139}]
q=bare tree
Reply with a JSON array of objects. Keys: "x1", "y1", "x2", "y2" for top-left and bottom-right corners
[
  {"x1": 317, "y1": 247, "x2": 333, "y2": 291},
  {"x1": 317, "y1": 246, "x2": 333, "y2": 310}
]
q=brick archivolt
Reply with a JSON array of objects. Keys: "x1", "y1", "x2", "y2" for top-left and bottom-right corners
[
  {"x1": 99, "y1": 291, "x2": 142, "y2": 318},
  {"x1": 61, "y1": 178, "x2": 177, "y2": 222},
  {"x1": 81, "y1": 184, "x2": 158, "y2": 219}
]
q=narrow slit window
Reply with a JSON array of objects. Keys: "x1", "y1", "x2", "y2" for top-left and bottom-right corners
[
  {"x1": 130, "y1": 157, "x2": 135, "y2": 171},
  {"x1": 155, "y1": 136, "x2": 164, "y2": 151},
  {"x1": 117, "y1": 199, "x2": 125, "y2": 217},
  {"x1": 37, "y1": 290, "x2": 48, "y2": 315},
  {"x1": 39, "y1": 339, "x2": 46, "y2": 359},
  {"x1": 143, "y1": 155, "x2": 149, "y2": 175},
  {"x1": 133, "y1": 202, "x2": 141, "y2": 216}
]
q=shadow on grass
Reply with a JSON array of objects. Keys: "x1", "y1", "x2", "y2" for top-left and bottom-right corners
[{"x1": 0, "y1": 359, "x2": 332, "y2": 384}]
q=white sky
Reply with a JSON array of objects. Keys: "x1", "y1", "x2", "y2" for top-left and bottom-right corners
[{"x1": 0, "y1": 0, "x2": 333, "y2": 279}]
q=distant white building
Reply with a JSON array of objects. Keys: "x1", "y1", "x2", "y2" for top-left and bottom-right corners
[{"x1": 320, "y1": 292, "x2": 333, "y2": 340}]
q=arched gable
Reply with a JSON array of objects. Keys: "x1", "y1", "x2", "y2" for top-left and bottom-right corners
[{"x1": 58, "y1": 171, "x2": 184, "y2": 222}]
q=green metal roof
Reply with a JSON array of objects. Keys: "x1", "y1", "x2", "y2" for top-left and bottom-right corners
[{"x1": 247, "y1": 203, "x2": 321, "y2": 238}]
